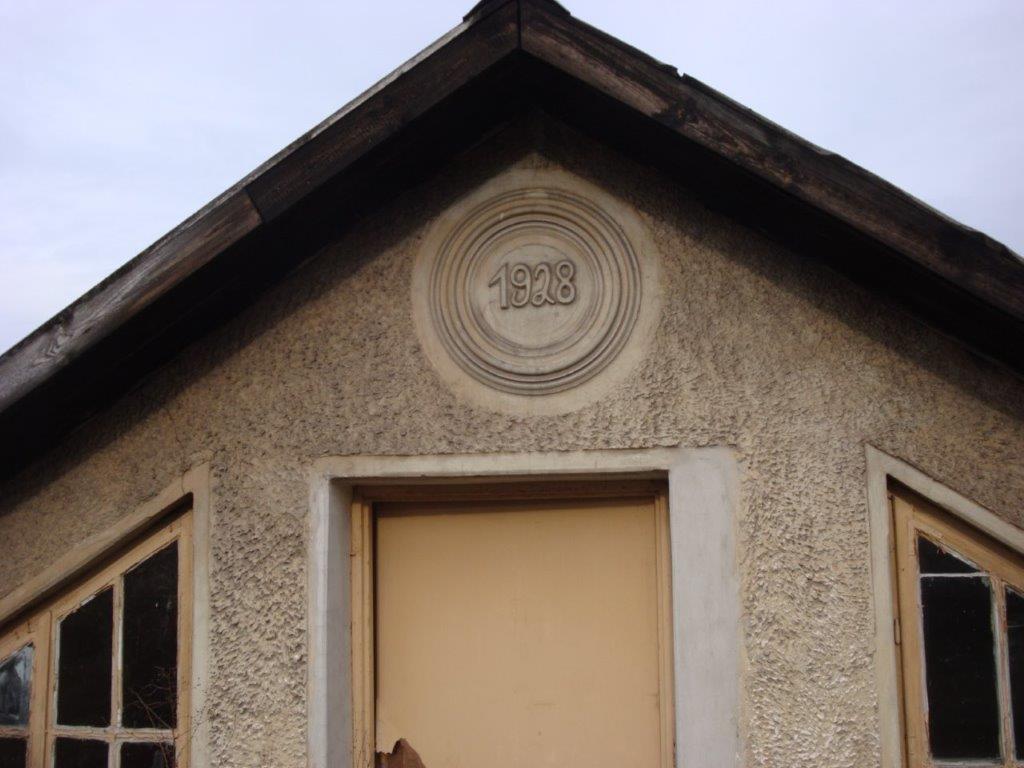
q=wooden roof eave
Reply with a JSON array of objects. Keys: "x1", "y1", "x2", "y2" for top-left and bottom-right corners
[
  {"x1": 0, "y1": 1, "x2": 521, "y2": 416},
  {"x1": 0, "y1": 0, "x2": 1022, "y2": 478},
  {"x1": 518, "y1": 0, "x2": 1024, "y2": 323}
]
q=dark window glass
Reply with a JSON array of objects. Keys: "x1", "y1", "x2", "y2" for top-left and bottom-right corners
[
  {"x1": 0, "y1": 737, "x2": 26, "y2": 768},
  {"x1": 122, "y1": 542, "x2": 178, "y2": 729},
  {"x1": 1007, "y1": 587, "x2": 1024, "y2": 758},
  {"x1": 57, "y1": 587, "x2": 113, "y2": 727},
  {"x1": 0, "y1": 645, "x2": 32, "y2": 726},
  {"x1": 918, "y1": 536, "x2": 978, "y2": 574},
  {"x1": 121, "y1": 741, "x2": 175, "y2": 768},
  {"x1": 53, "y1": 738, "x2": 107, "y2": 768},
  {"x1": 921, "y1": 573, "x2": 1001, "y2": 758}
]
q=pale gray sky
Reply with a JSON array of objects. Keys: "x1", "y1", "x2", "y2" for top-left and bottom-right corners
[{"x1": 1, "y1": 0, "x2": 1022, "y2": 354}]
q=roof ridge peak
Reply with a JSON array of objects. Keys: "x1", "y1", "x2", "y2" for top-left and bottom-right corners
[{"x1": 463, "y1": 0, "x2": 570, "y2": 24}]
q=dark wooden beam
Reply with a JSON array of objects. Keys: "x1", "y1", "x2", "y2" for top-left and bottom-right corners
[
  {"x1": 247, "y1": 2, "x2": 519, "y2": 221},
  {"x1": 0, "y1": 1, "x2": 519, "y2": 426},
  {"x1": 0, "y1": 189, "x2": 261, "y2": 414},
  {"x1": 0, "y1": 50, "x2": 532, "y2": 482},
  {"x1": 465, "y1": 0, "x2": 568, "y2": 23},
  {"x1": 520, "y1": 1, "x2": 1024, "y2": 324},
  {"x1": 518, "y1": 53, "x2": 1024, "y2": 373}
]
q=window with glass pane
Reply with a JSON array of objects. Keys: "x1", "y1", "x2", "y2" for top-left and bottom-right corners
[
  {"x1": 0, "y1": 643, "x2": 34, "y2": 768},
  {"x1": 0, "y1": 509, "x2": 190, "y2": 768},
  {"x1": 892, "y1": 485, "x2": 1024, "y2": 767}
]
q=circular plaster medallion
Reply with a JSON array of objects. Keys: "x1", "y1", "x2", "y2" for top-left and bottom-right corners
[{"x1": 428, "y1": 187, "x2": 642, "y2": 395}]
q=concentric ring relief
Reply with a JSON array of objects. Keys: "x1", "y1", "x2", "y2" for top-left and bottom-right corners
[{"x1": 428, "y1": 187, "x2": 642, "y2": 395}]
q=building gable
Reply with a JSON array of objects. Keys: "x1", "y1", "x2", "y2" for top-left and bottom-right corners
[{"x1": 0, "y1": 0, "x2": 1021, "y2": 478}]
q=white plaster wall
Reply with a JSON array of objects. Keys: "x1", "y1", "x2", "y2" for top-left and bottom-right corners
[{"x1": 1, "y1": 118, "x2": 1022, "y2": 767}]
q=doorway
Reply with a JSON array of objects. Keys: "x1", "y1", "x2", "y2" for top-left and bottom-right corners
[{"x1": 349, "y1": 480, "x2": 674, "y2": 768}]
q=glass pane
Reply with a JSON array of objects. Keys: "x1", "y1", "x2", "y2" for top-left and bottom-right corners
[
  {"x1": 53, "y1": 738, "x2": 107, "y2": 768},
  {"x1": 1007, "y1": 587, "x2": 1024, "y2": 758},
  {"x1": 57, "y1": 587, "x2": 113, "y2": 727},
  {"x1": 918, "y1": 535, "x2": 978, "y2": 574},
  {"x1": 921, "y1": 574, "x2": 1001, "y2": 758},
  {"x1": 121, "y1": 741, "x2": 175, "y2": 768},
  {"x1": 122, "y1": 542, "x2": 178, "y2": 729},
  {"x1": 0, "y1": 737, "x2": 27, "y2": 768},
  {"x1": 0, "y1": 644, "x2": 32, "y2": 726}
]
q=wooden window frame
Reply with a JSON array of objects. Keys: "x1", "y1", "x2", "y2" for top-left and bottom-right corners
[
  {"x1": 891, "y1": 482, "x2": 1024, "y2": 767},
  {"x1": 0, "y1": 614, "x2": 48, "y2": 765},
  {"x1": 347, "y1": 479, "x2": 676, "y2": 768},
  {"x1": 0, "y1": 506, "x2": 193, "y2": 768}
]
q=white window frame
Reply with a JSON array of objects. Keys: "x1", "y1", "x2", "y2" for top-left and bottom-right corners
[
  {"x1": 307, "y1": 447, "x2": 743, "y2": 768},
  {"x1": 866, "y1": 446, "x2": 1024, "y2": 768}
]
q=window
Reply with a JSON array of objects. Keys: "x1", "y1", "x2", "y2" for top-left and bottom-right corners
[
  {"x1": 0, "y1": 508, "x2": 191, "y2": 768},
  {"x1": 892, "y1": 484, "x2": 1024, "y2": 767},
  {"x1": 350, "y1": 481, "x2": 674, "y2": 768}
]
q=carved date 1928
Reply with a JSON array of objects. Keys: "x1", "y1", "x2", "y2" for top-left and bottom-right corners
[{"x1": 488, "y1": 260, "x2": 577, "y2": 309}]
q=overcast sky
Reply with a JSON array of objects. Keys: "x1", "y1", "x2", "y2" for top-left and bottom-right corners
[{"x1": 1, "y1": 0, "x2": 1022, "y2": 354}]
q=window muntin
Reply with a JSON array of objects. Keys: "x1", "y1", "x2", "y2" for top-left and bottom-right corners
[
  {"x1": 893, "y1": 485, "x2": 1024, "y2": 767},
  {"x1": 0, "y1": 510, "x2": 190, "y2": 768}
]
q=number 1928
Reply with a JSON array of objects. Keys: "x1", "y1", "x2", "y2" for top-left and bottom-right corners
[{"x1": 488, "y1": 260, "x2": 577, "y2": 309}]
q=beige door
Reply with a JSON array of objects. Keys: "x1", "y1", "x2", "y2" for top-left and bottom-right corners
[{"x1": 351, "y1": 483, "x2": 674, "y2": 768}]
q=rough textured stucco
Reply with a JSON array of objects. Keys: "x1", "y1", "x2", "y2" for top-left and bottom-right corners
[{"x1": 1, "y1": 117, "x2": 1023, "y2": 767}]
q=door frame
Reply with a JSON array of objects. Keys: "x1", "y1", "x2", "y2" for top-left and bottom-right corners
[
  {"x1": 350, "y1": 480, "x2": 674, "y2": 768},
  {"x1": 307, "y1": 447, "x2": 742, "y2": 768}
]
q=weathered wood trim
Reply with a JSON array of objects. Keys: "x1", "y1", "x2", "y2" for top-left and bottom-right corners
[
  {"x1": 0, "y1": 1, "x2": 520, "y2": 412},
  {"x1": 0, "y1": 2, "x2": 519, "y2": 437},
  {"x1": 520, "y1": 1, "x2": 1024, "y2": 323},
  {"x1": 465, "y1": 0, "x2": 568, "y2": 25},
  {"x1": 653, "y1": 487, "x2": 676, "y2": 768},
  {"x1": 0, "y1": 191, "x2": 261, "y2": 414},
  {"x1": 349, "y1": 493, "x2": 375, "y2": 768},
  {"x1": 245, "y1": 2, "x2": 520, "y2": 221}
]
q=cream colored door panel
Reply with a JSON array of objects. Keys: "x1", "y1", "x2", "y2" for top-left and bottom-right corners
[{"x1": 356, "y1": 487, "x2": 672, "y2": 768}]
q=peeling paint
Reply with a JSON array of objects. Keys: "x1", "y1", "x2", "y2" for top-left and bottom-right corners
[{"x1": 376, "y1": 739, "x2": 425, "y2": 768}]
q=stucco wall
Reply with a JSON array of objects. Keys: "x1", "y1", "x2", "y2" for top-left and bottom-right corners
[{"x1": 1, "y1": 118, "x2": 1022, "y2": 767}]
